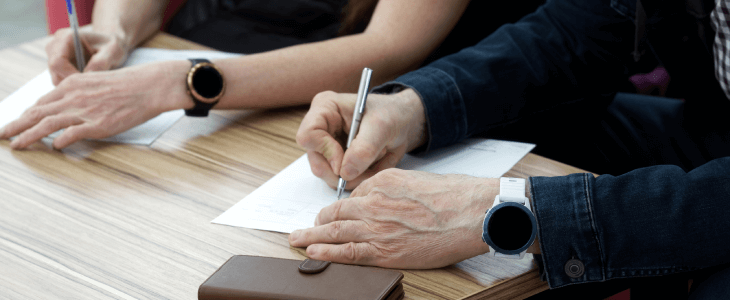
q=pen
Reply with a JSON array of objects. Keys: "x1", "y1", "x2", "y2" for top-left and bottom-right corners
[
  {"x1": 337, "y1": 68, "x2": 372, "y2": 200},
  {"x1": 65, "y1": 0, "x2": 86, "y2": 72}
]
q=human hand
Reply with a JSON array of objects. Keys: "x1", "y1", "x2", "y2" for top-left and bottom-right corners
[
  {"x1": 46, "y1": 27, "x2": 130, "y2": 85},
  {"x1": 296, "y1": 89, "x2": 427, "y2": 190},
  {"x1": 289, "y1": 169, "x2": 496, "y2": 269},
  {"x1": 0, "y1": 60, "x2": 192, "y2": 150}
]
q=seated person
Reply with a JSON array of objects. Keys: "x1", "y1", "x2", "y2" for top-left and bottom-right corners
[
  {"x1": 292, "y1": 0, "x2": 730, "y2": 298},
  {"x1": 0, "y1": 0, "x2": 546, "y2": 150}
]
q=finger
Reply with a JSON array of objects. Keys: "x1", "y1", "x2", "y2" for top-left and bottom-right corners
[
  {"x1": 52, "y1": 123, "x2": 98, "y2": 149},
  {"x1": 289, "y1": 220, "x2": 370, "y2": 247},
  {"x1": 314, "y1": 196, "x2": 364, "y2": 226},
  {"x1": 297, "y1": 91, "x2": 352, "y2": 172},
  {"x1": 300, "y1": 130, "x2": 345, "y2": 175},
  {"x1": 340, "y1": 116, "x2": 395, "y2": 181},
  {"x1": 46, "y1": 29, "x2": 80, "y2": 85},
  {"x1": 307, "y1": 151, "x2": 340, "y2": 188},
  {"x1": 345, "y1": 150, "x2": 406, "y2": 193},
  {"x1": 306, "y1": 242, "x2": 380, "y2": 266},
  {"x1": 1, "y1": 101, "x2": 67, "y2": 139},
  {"x1": 9, "y1": 115, "x2": 82, "y2": 149},
  {"x1": 50, "y1": 60, "x2": 80, "y2": 86}
]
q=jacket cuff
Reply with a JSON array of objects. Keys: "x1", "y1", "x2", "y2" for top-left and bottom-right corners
[
  {"x1": 529, "y1": 174, "x2": 606, "y2": 288},
  {"x1": 371, "y1": 67, "x2": 468, "y2": 152}
]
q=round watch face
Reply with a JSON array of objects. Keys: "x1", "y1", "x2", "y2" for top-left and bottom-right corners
[
  {"x1": 486, "y1": 203, "x2": 536, "y2": 252},
  {"x1": 192, "y1": 66, "x2": 224, "y2": 100}
]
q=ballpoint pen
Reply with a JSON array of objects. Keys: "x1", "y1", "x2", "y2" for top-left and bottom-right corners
[
  {"x1": 336, "y1": 67, "x2": 372, "y2": 200},
  {"x1": 65, "y1": 0, "x2": 86, "y2": 72}
]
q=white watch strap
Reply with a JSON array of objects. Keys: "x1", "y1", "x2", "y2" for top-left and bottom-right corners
[
  {"x1": 488, "y1": 177, "x2": 529, "y2": 259},
  {"x1": 499, "y1": 178, "x2": 526, "y2": 203}
]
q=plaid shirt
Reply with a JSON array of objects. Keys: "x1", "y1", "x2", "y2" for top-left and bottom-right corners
[{"x1": 711, "y1": 0, "x2": 730, "y2": 99}]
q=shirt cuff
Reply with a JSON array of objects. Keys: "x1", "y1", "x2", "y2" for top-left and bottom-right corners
[
  {"x1": 529, "y1": 174, "x2": 606, "y2": 288},
  {"x1": 370, "y1": 67, "x2": 468, "y2": 152}
]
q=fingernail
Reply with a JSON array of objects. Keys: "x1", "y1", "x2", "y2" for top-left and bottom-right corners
[
  {"x1": 342, "y1": 164, "x2": 357, "y2": 179},
  {"x1": 9, "y1": 139, "x2": 19, "y2": 149}
]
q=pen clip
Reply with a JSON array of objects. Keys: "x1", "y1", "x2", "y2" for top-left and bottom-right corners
[{"x1": 356, "y1": 68, "x2": 372, "y2": 115}]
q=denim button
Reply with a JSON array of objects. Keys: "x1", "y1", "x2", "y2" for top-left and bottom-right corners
[{"x1": 564, "y1": 258, "x2": 585, "y2": 278}]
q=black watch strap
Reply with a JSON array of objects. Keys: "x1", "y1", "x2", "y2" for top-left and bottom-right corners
[{"x1": 185, "y1": 58, "x2": 223, "y2": 117}]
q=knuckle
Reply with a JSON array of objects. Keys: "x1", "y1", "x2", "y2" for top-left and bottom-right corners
[
  {"x1": 342, "y1": 242, "x2": 359, "y2": 262},
  {"x1": 38, "y1": 116, "x2": 59, "y2": 128},
  {"x1": 62, "y1": 127, "x2": 80, "y2": 141},
  {"x1": 331, "y1": 201, "x2": 343, "y2": 222},
  {"x1": 326, "y1": 222, "x2": 343, "y2": 241},
  {"x1": 366, "y1": 191, "x2": 387, "y2": 205},
  {"x1": 312, "y1": 90, "x2": 336, "y2": 104},
  {"x1": 52, "y1": 28, "x2": 70, "y2": 41},
  {"x1": 25, "y1": 107, "x2": 44, "y2": 121},
  {"x1": 295, "y1": 129, "x2": 310, "y2": 147}
]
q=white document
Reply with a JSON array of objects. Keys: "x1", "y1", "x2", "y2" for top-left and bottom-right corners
[
  {"x1": 0, "y1": 48, "x2": 240, "y2": 145},
  {"x1": 212, "y1": 139, "x2": 536, "y2": 233}
]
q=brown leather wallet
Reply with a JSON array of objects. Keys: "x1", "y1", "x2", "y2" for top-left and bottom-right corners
[{"x1": 198, "y1": 255, "x2": 405, "y2": 300}]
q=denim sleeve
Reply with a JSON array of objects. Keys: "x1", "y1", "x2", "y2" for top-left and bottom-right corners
[
  {"x1": 373, "y1": 0, "x2": 636, "y2": 151},
  {"x1": 530, "y1": 157, "x2": 730, "y2": 288}
]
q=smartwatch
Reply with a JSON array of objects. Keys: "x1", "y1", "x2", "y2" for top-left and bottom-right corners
[
  {"x1": 482, "y1": 177, "x2": 537, "y2": 259},
  {"x1": 185, "y1": 58, "x2": 226, "y2": 117}
]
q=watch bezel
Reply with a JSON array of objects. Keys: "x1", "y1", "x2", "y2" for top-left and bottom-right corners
[
  {"x1": 187, "y1": 62, "x2": 226, "y2": 103},
  {"x1": 482, "y1": 201, "x2": 537, "y2": 255}
]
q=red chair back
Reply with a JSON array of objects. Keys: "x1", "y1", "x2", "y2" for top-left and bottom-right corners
[{"x1": 46, "y1": 0, "x2": 186, "y2": 34}]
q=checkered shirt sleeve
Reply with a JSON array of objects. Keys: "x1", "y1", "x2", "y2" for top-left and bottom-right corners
[{"x1": 711, "y1": 0, "x2": 730, "y2": 100}]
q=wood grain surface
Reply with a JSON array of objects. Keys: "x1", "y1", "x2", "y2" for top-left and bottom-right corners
[{"x1": 0, "y1": 32, "x2": 587, "y2": 299}]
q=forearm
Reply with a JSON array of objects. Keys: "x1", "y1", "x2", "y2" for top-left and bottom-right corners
[
  {"x1": 91, "y1": 0, "x2": 168, "y2": 53},
  {"x1": 211, "y1": 33, "x2": 430, "y2": 109},
  {"x1": 530, "y1": 157, "x2": 730, "y2": 288},
  {"x1": 186, "y1": 0, "x2": 467, "y2": 110}
]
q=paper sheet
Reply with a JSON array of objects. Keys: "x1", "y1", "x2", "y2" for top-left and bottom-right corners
[
  {"x1": 212, "y1": 139, "x2": 536, "y2": 233},
  {"x1": 0, "y1": 48, "x2": 241, "y2": 145}
]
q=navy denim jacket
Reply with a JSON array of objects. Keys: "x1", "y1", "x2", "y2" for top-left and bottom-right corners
[{"x1": 372, "y1": 0, "x2": 730, "y2": 289}]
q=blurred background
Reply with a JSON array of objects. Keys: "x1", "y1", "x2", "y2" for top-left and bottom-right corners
[{"x1": 0, "y1": 0, "x2": 48, "y2": 49}]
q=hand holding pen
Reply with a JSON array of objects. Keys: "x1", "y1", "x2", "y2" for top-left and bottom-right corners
[
  {"x1": 46, "y1": 1, "x2": 130, "y2": 85},
  {"x1": 296, "y1": 71, "x2": 429, "y2": 197},
  {"x1": 65, "y1": 0, "x2": 86, "y2": 72}
]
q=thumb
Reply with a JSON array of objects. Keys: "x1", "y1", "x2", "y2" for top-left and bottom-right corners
[
  {"x1": 340, "y1": 117, "x2": 393, "y2": 180},
  {"x1": 84, "y1": 45, "x2": 123, "y2": 72}
]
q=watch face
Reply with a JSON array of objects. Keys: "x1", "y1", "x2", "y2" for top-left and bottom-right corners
[
  {"x1": 192, "y1": 66, "x2": 224, "y2": 99},
  {"x1": 486, "y1": 203, "x2": 535, "y2": 251}
]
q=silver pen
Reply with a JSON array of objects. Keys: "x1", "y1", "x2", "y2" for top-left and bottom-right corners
[
  {"x1": 336, "y1": 68, "x2": 372, "y2": 199},
  {"x1": 65, "y1": 0, "x2": 86, "y2": 72}
]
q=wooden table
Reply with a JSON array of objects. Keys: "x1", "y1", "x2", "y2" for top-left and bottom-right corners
[{"x1": 0, "y1": 32, "x2": 587, "y2": 299}]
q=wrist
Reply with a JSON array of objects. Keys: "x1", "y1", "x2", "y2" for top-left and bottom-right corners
[
  {"x1": 91, "y1": 21, "x2": 132, "y2": 55},
  {"x1": 398, "y1": 88, "x2": 427, "y2": 152},
  {"x1": 157, "y1": 60, "x2": 195, "y2": 113}
]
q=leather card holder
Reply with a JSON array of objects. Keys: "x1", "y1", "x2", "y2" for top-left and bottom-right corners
[{"x1": 199, "y1": 255, "x2": 405, "y2": 300}]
